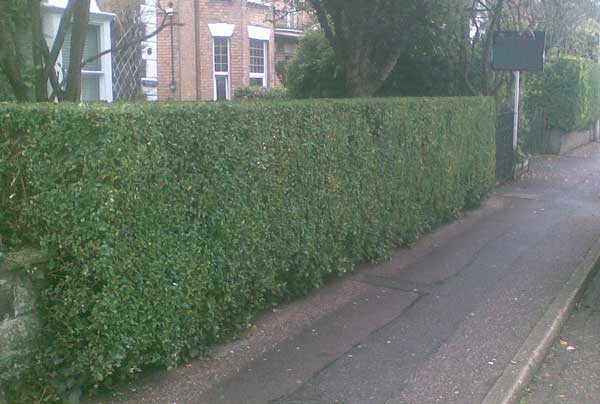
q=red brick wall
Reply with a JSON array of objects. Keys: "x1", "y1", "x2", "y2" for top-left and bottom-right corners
[
  {"x1": 157, "y1": 8, "x2": 182, "y2": 100},
  {"x1": 157, "y1": 0, "x2": 276, "y2": 101}
]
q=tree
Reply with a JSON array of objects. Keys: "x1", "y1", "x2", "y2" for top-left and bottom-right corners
[
  {"x1": 462, "y1": 0, "x2": 600, "y2": 97},
  {"x1": 300, "y1": 0, "x2": 440, "y2": 97},
  {"x1": 462, "y1": 0, "x2": 513, "y2": 97},
  {"x1": 278, "y1": 0, "x2": 472, "y2": 98},
  {"x1": 0, "y1": 0, "x2": 34, "y2": 101},
  {"x1": 280, "y1": 0, "x2": 600, "y2": 98},
  {"x1": 285, "y1": 31, "x2": 345, "y2": 98},
  {"x1": 380, "y1": 0, "x2": 469, "y2": 97},
  {"x1": 276, "y1": 0, "x2": 477, "y2": 97},
  {"x1": 535, "y1": 0, "x2": 600, "y2": 57},
  {"x1": 0, "y1": 0, "x2": 176, "y2": 102}
]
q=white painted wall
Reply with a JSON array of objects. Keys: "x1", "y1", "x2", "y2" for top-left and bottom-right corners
[{"x1": 140, "y1": 0, "x2": 158, "y2": 101}]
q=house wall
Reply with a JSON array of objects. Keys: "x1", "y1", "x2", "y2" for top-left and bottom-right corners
[
  {"x1": 274, "y1": 36, "x2": 299, "y2": 87},
  {"x1": 156, "y1": 0, "x2": 276, "y2": 101},
  {"x1": 97, "y1": 0, "x2": 159, "y2": 101}
]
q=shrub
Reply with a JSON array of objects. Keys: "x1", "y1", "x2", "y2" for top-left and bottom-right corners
[
  {"x1": 524, "y1": 56, "x2": 600, "y2": 132},
  {"x1": 285, "y1": 31, "x2": 346, "y2": 98},
  {"x1": 0, "y1": 97, "x2": 495, "y2": 401},
  {"x1": 234, "y1": 86, "x2": 289, "y2": 101}
]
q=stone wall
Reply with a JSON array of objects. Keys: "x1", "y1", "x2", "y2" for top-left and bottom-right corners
[
  {"x1": 546, "y1": 128, "x2": 594, "y2": 155},
  {"x1": 527, "y1": 129, "x2": 594, "y2": 155},
  {"x1": 0, "y1": 249, "x2": 47, "y2": 399},
  {"x1": 559, "y1": 129, "x2": 594, "y2": 154}
]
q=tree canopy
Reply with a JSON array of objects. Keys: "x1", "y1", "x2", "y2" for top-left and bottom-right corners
[
  {"x1": 305, "y1": 0, "x2": 438, "y2": 96},
  {"x1": 280, "y1": 0, "x2": 600, "y2": 98}
]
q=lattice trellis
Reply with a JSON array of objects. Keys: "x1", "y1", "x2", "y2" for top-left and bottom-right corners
[{"x1": 111, "y1": 5, "x2": 146, "y2": 102}]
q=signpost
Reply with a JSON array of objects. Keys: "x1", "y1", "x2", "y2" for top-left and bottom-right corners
[
  {"x1": 512, "y1": 70, "x2": 520, "y2": 151},
  {"x1": 492, "y1": 31, "x2": 545, "y2": 152}
]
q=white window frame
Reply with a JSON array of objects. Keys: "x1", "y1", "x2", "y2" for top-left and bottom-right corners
[
  {"x1": 249, "y1": 39, "x2": 268, "y2": 88},
  {"x1": 79, "y1": 22, "x2": 105, "y2": 101},
  {"x1": 247, "y1": 26, "x2": 271, "y2": 89},
  {"x1": 247, "y1": 0, "x2": 272, "y2": 6},
  {"x1": 213, "y1": 37, "x2": 231, "y2": 101}
]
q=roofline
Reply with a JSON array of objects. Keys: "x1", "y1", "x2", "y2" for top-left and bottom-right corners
[{"x1": 42, "y1": 4, "x2": 116, "y2": 20}]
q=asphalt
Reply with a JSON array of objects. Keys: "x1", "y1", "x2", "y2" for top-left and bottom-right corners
[
  {"x1": 91, "y1": 143, "x2": 600, "y2": 404},
  {"x1": 522, "y1": 256, "x2": 600, "y2": 404}
]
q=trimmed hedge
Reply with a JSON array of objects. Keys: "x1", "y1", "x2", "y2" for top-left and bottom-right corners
[
  {"x1": 0, "y1": 98, "x2": 495, "y2": 401},
  {"x1": 234, "y1": 86, "x2": 289, "y2": 101},
  {"x1": 525, "y1": 57, "x2": 600, "y2": 132}
]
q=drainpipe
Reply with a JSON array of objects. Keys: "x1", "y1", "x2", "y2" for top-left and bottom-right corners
[
  {"x1": 194, "y1": 0, "x2": 201, "y2": 100},
  {"x1": 593, "y1": 33, "x2": 600, "y2": 142},
  {"x1": 166, "y1": 4, "x2": 176, "y2": 93},
  {"x1": 169, "y1": 20, "x2": 176, "y2": 93}
]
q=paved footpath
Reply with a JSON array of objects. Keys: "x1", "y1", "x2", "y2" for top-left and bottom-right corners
[
  {"x1": 93, "y1": 143, "x2": 600, "y2": 404},
  {"x1": 522, "y1": 259, "x2": 600, "y2": 404}
]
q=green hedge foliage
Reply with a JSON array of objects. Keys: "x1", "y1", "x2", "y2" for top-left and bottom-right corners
[
  {"x1": 0, "y1": 98, "x2": 495, "y2": 401},
  {"x1": 234, "y1": 86, "x2": 289, "y2": 101},
  {"x1": 525, "y1": 56, "x2": 600, "y2": 132},
  {"x1": 285, "y1": 31, "x2": 346, "y2": 99}
]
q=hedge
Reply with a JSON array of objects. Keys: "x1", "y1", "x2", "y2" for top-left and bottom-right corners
[
  {"x1": 525, "y1": 56, "x2": 600, "y2": 132},
  {"x1": 0, "y1": 97, "x2": 495, "y2": 401},
  {"x1": 234, "y1": 86, "x2": 289, "y2": 101}
]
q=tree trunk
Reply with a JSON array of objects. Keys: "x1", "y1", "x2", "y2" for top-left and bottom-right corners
[
  {"x1": 1, "y1": 59, "x2": 32, "y2": 102},
  {"x1": 344, "y1": 48, "x2": 400, "y2": 97},
  {"x1": 31, "y1": 0, "x2": 49, "y2": 102},
  {"x1": 64, "y1": 0, "x2": 91, "y2": 102},
  {"x1": 0, "y1": 3, "x2": 33, "y2": 102}
]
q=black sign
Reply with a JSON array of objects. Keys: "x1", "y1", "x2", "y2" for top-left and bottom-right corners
[{"x1": 492, "y1": 31, "x2": 545, "y2": 72}]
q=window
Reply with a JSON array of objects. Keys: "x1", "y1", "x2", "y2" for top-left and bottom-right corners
[
  {"x1": 213, "y1": 37, "x2": 230, "y2": 100},
  {"x1": 247, "y1": 0, "x2": 271, "y2": 6},
  {"x1": 249, "y1": 39, "x2": 267, "y2": 87},
  {"x1": 62, "y1": 24, "x2": 104, "y2": 102}
]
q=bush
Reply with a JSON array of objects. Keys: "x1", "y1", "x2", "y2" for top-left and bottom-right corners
[
  {"x1": 0, "y1": 97, "x2": 495, "y2": 401},
  {"x1": 234, "y1": 86, "x2": 289, "y2": 101},
  {"x1": 525, "y1": 56, "x2": 600, "y2": 132},
  {"x1": 285, "y1": 31, "x2": 346, "y2": 98}
]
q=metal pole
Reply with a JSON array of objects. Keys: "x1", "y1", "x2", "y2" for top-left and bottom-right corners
[{"x1": 513, "y1": 70, "x2": 520, "y2": 151}]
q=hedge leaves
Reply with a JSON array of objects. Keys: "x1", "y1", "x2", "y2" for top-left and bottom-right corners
[{"x1": 0, "y1": 98, "x2": 495, "y2": 401}]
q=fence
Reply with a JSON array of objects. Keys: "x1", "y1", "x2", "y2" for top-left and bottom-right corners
[{"x1": 496, "y1": 109, "x2": 514, "y2": 181}]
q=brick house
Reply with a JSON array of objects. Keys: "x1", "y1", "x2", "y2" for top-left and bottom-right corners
[
  {"x1": 154, "y1": 0, "x2": 313, "y2": 101},
  {"x1": 273, "y1": 4, "x2": 312, "y2": 85},
  {"x1": 51, "y1": 0, "x2": 313, "y2": 102}
]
